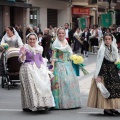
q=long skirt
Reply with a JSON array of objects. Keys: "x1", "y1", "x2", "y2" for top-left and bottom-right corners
[
  {"x1": 87, "y1": 78, "x2": 120, "y2": 109},
  {"x1": 88, "y1": 58, "x2": 120, "y2": 109},
  {"x1": 20, "y1": 63, "x2": 55, "y2": 111},
  {"x1": 51, "y1": 61, "x2": 81, "y2": 109}
]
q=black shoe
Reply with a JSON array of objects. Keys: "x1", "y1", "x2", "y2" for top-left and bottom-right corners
[
  {"x1": 23, "y1": 108, "x2": 32, "y2": 112},
  {"x1": 104, "y1": 110, "x2": 116, "y2": 116},
  {"x1": 110, "y1": 109, "x2": 120, "y2": 115}
]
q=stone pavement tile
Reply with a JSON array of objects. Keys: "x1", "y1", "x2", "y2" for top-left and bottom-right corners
[
  {"x1": 80, "y1": 63, "x2": 96, "y2": 77},
  {"x1": 78, "y1": 62, "x2": 96, "y2": 95},
  {"x1": 79, "y1": 75, "x2": 93, "y2": 95}
]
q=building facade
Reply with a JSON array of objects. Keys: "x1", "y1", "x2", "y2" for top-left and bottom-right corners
[
  {"x1": 26, "y1": 0, "x2": 71, "y2": 31},
  {"x1": 71, "y1": 0, "x2": 98, "y2": 28},
  {"x1": 0, "y1": 0, "x2": 71, "y2": 42},
  {"x1": 0, "y1": 0, "x2": 32, "y2": 41},
  {"x1": 71, "y1": 0, "x2": 118, "y2": 28}
]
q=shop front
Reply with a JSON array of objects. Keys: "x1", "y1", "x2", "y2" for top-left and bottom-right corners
[{"x1": 72, "y1": 6, "x2": 90, "y2": 29}]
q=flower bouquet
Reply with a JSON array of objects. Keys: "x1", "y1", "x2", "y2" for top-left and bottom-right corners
[
  {"x1": 70, "y1": 54, "x2": 89, "y2": 76},
  {"x1": 115, "y1": 61, "x2": 120, "y2": 70},
  {"x1": 0, "y1": 43, "x2": 9, "y2": 50}
]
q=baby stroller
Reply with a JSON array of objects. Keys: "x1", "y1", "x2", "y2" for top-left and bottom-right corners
[{"x1": 1, "y1": 48, "x2": 21, "y2": 90}]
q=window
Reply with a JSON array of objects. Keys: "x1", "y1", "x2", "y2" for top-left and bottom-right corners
[{"x1": 30, "y1": 8, "x2": 39, "y2": 27}]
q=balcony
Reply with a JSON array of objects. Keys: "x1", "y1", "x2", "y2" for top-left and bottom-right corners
[
  {"x1": 7, "y1": 0, "x2": 26, "y2": 2},
  {"x1": 89, "y1": 0, "x2": 97, "y2": 4},
  {"x1": 98, "y1": 0, "x2": 116, "y2": 3},
  {"x1": 16, "y1": 0, "x2": 26, "y2": 2},
  {"x1": 72, "y1": 0, "x2": 88, "y2": 6},
  {"x1": 98, "y1": 0, "x2": 116, "y2": 8},
  {"x1": 0, "y1": 0, "x2": 31, "y2": 8}
]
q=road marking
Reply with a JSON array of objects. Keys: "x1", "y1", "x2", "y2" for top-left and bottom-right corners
[
  {"x1": 0, "y1": 109, "x2": 102, "y2": 114},
  {"x1": 78, "y1": 112, "x2": 102, "y2": 114},
  {"x1": 0, "y1": 109, "x2": 22, "y2": 112}
]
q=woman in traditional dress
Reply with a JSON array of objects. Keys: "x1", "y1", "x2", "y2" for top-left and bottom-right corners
[
  {"x1": 0, "y1": 26, "x2": 23, "y2": 48},
  {"x1": 0, "y1": 26, "x2": 23, "y2": 76},
  {"x1": 73, "y1": 28, "x2": 83, "y2": 53},
  {"x1": 51, "y1": 27, "x2": 81, "y2": 109},
  {"x1": 19, "y1": 33, "x2": 55, "y2": 111},
  {"x1": 87, "y1": 33, "x2": 120, "y2": 115}
]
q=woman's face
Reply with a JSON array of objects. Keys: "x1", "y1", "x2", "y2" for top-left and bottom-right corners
[
  {"x1": 57, "y1": 29, "x2": 65, "y2": 41},
  {"x1": 104, "y1": 35, "x2": 112, "y2": 47},
  {"x1": 6, "y1": 27, "x2": 13, "y2": 37},
  {"x1": 76, "y1": 28, "x2": 80, "y2": 33},
  {"x1": 28, "y1": 35, "x2": 37, "y2": 47},
  {"x1": 106, "y1": 29, "x2": 110, "y2": 33}
]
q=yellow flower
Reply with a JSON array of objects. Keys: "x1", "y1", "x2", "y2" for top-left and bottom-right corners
[
  {"x1": 77, "y1": 56, "x2": 84, "y2": 63},
  {"x1": 115, "y1": 60, "x2": 120, "y2": 64},
  {"x1": 70, "y1": 54, "x2": 77, "y2": 60},
  {"x1": 70, "y1": 54, "x2": 84, "y2": 64},
  {"x1": 1, "y1": 43, "x2": 9, "y2": 47}
]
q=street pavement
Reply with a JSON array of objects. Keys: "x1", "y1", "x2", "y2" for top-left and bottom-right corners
[{"x1": 0, "y1": 54, "x2": 120, "y2": 120}]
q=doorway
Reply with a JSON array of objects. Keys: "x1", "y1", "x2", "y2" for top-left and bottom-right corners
[{"x1": 10, "y1": 7, "x2": 15, "y2": 27}]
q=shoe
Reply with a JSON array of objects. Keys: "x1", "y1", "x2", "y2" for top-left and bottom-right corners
[
  {"x1": 110, "y1": 109, "x2": 120, "y2": 115},
  {"x1": 103, "y1": 110, "x2": 116, "y2": 116},
  {"x1": 23, "y1": 108, "x2": 32, "y2": 112}
]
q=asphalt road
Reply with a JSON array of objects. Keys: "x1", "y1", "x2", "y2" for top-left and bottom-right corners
[{"x1": 0, "y1": 54, "x2": 120, "y2": 120}]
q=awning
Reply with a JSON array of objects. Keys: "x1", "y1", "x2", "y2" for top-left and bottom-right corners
[{"x1": 0, "y1": 1, "x2": 32, "y2": 8}]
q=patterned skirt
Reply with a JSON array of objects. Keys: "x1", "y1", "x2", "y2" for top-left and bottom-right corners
[
  {"x1": 20, "y1": 63, "x2": 55, "y2": 111},
  {"x1": 51, "y1": 61, "x2": 81, "y2": 109},
  {"x1": 87, "y1": 59, "x2": 120, "y2": 109}
]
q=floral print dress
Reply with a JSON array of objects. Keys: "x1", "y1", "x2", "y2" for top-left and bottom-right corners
[{"x1": 51, "y1": 49, "x2": 81, "y2": 109}]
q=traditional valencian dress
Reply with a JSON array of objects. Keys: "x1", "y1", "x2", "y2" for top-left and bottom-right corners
[
  {"x1": 19, "y1": 44, "x2": 55, "y2": 111},
  {"x1": 0, "y1": 34, "x2": 23, "y2": 76},
  {"x1": 1, "y1": 34, "x2": 23, "y2": 48},
  {"x1": 51, "y1": 38, "x2": 81, "y2": 109},
  {"x1": 87, "y1": 37, "x2": 120, "y2": 109}
]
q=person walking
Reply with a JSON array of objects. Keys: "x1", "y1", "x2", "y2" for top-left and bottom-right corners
[
  {"x1": 89, "y1": 25, "x2": 99, "y2": 54},
  {"x1": 51, "y1": 27, "x2": 81, "y2": 109},
  {"x1": 41, "y1": 28, "x2": 52, "y2": 63},
  {"x1": 19, "y1": 33, "x2": 55, "y2": 111},
  {"x1": 73, "y1": 28, "x2": 83, "y2": 53},
  {"x1": 87, "y1": 33, "x2": 120, "y2": 115},
  {"x1": 81, "y1": 27, "x2": 91, "y2": 57},
  {"x1": 0, "y1": 26, "x2": 23, "y2": 76}
]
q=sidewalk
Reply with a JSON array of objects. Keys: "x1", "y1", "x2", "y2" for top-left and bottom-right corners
[{"x1": 78, "y1": 62, "x2": 96, "y2": 95}]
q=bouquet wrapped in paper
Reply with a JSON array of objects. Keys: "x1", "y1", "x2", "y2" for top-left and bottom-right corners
[{"x1": 70, "y1": 54, "x2": 89, "y2": 76}]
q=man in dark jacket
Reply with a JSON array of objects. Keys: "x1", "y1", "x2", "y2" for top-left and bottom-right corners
[
  {"x1": 41, "y1": 28, "x2": 52, "y2": 63},
  {"x1": 81, "y1": 27, "x2": 91, "y2": 57}
]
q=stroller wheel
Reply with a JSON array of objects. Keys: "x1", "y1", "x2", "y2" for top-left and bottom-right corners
[{"x1": 1, "y1": 76, "x2": 6, "y2": 88}]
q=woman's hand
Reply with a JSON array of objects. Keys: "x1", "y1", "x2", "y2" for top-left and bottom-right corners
[
  {"x1": 0, "y1": 46, "x2": 4, "y2": 51},
  {"x1": 50, "y1": 67, "x2": 54, "y2": 72},
  {"x1": 95, "y1": 77, "x2": 102, "y2": 83},
  {"x1": 21, "y1": 46, "x2": 26, "y2": 56}
]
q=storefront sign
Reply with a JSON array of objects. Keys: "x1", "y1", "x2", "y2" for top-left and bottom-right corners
[{"x1": 72, "y1": 7, "x2": 90, "y2": 15}]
